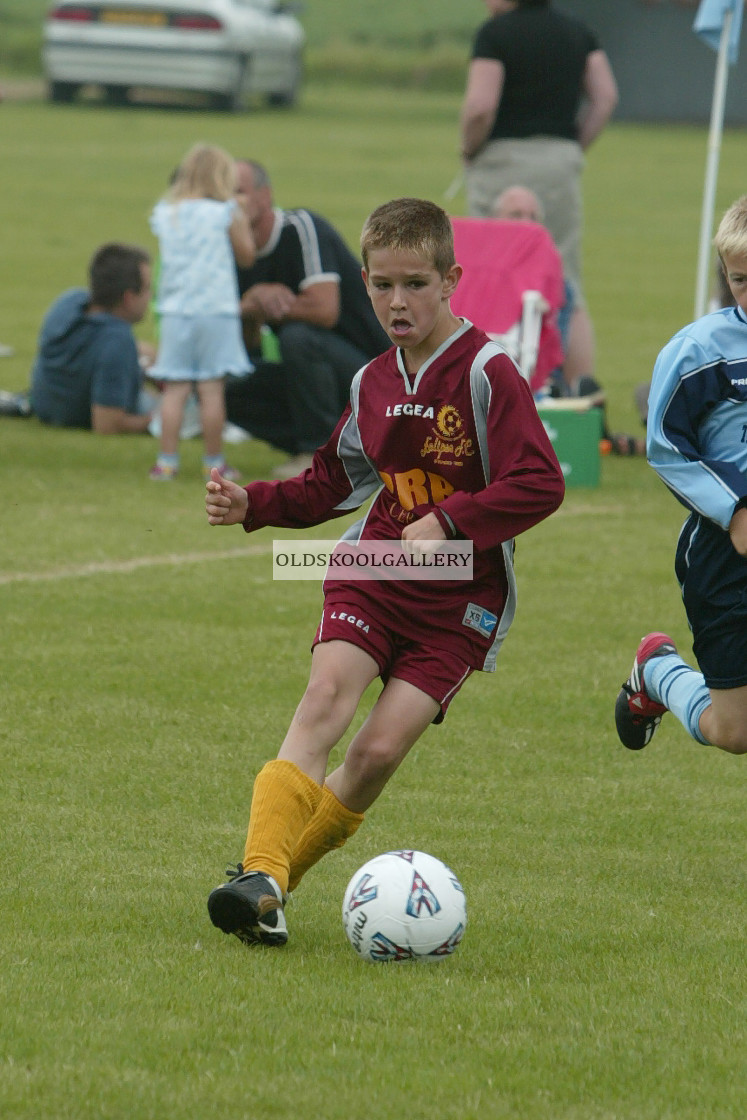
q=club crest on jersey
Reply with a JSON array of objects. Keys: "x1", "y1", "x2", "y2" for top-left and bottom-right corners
[
  {"x1": 436, "y1": 404, "x2": 463, "y2": 439},
  {"x1": 347, "y1": 872, "x2": 378, "y2": 910},
  {"x1": 405, "y1": 872, "x2": 442, "y2": 918},
  {"x1": 418, "y1": 404, "x2": 474, "y2": 467}
]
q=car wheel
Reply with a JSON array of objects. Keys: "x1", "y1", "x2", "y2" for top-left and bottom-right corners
[
  {"x1": 212, "y1": 91, "x2": 236, "y2": 112},
  {"x1": 267, "y1": 52, "x2": 302, "y2": 108},
  {"x1": 104, "y1": 85, "x2": 130, "y2": 106},
  {"x1": 213, "y1": 54, "x2": 251, "y2": 112},
  {"x1": 49, "y1": 81, "x2": 79, "y2": 104}
]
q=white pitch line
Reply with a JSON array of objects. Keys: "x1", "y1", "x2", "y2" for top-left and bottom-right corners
[
  {"x1": 0, "y1": 543, "x2": 273, "y2": 586},
  {"x1": 555, "y1": 503, "x2": 621, "y2": 517},
  {"x1": 0, "y1": 503, "x2": 610, "y2": 587}
]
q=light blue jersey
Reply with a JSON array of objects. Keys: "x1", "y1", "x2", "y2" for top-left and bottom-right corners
[{"x1": 647, "y1": 305, "x2": 747, "y2": 530}]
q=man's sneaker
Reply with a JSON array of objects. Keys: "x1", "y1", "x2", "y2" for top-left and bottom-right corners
[
  {"x1": 0, "y1": 389, "x2": 31, "y2": 417},
  {"x1": 615, "y1": 632, "x2": 677, "y2": 750},
  {"x1": 207, "y1": 865, "x2": 287, "y2": 947},
  {"x1": 222, "y1": 421, "x2": 252, "y2": 444},
  {"x1": 272, "y1": 453, "x2": 314, "y2": 480}
]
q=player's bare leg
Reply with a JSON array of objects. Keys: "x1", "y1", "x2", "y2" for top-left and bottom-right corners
[
  {"x1": 208, "y1": 641, "x2": 379, "y2": 945},
  {"x1": 325, "y1": 678, "x2": 440, "y2": 813},
  {"x1": 286, "y1": 679, "x2": 439, "y2": 891},
  {"x1": 277, "y1": 640, "x2": 381, "y2": 783},
  {"x1": 616, "y1": 633, "x2": 747, "y2": 755},
  {"x1": 698, "y1": 685, "x2": 747, "y2": 754}
]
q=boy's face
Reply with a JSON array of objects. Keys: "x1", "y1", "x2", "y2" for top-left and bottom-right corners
[
  {"x1": 722, "y1": 250, "x2": 747, "y2": 314},
  {"x1": 362, "y1": 248, "x2": 461, "y2": 357}
]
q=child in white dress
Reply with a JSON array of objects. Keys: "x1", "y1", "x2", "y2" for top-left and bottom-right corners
[{"x1": 149, "y1": 143, "x2": 255, "y2": 480}]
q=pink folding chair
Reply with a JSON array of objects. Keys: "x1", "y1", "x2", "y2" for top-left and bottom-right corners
[{"x1": 450, "y1": 217, "x2": 566, "y2": 395}]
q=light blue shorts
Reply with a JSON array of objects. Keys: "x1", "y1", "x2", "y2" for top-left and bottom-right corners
[{"x1": 152, "y1": 314, "x2": 253, "y2": 382}]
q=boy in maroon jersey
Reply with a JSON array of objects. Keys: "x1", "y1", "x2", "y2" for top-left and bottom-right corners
[{"x1": 204, "y1": 197, "x2": 565, "y2": 947}]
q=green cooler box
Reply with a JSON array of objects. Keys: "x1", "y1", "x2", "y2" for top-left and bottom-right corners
[{"x1": 536, "y1": 404, "x2": 602, "y2": 488}]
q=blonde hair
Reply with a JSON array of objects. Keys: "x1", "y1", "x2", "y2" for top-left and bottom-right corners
[
  {"x1": 168, "y1": 143, "x2": 237, "y2": 203},
  {"x1": 360, "y1": 198, "x2": 455, "y2": 277},
  {"x1": 714, "y1": 195, "x2": 747, "y2": 260}
]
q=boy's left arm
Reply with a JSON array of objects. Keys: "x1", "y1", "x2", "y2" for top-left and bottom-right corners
[{"x1": 432, "y1": 368, "x2": 565, "y2": 550}]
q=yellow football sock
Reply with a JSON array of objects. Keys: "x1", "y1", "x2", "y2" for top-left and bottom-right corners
[
  {"x1": 243, "y1": 760, "x2": 322, "y2": 895},
  {"x1": 287, "y1": 784, "x2": 365, "y2": 893}
]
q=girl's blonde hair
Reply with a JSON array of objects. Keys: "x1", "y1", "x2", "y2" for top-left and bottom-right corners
[{"x1": 168, "y1": 143, "x2": 237, "y2": 203}]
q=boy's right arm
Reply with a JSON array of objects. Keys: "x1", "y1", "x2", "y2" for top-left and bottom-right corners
[
  {"x1": 205, "y1": 468, "x2": 249, "y2": 526},
  {"x1": 227, "y1": 406, "x2": 379, "y2": 533}
]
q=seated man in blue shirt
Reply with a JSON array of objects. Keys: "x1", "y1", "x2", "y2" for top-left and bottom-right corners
[{"x1": 30, "y1": 242, "x2": 156, "y2": 434}]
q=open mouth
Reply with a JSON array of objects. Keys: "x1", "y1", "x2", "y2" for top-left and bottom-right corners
[{"x1": 390, "y1": 318, "x2": 412, "y2": 337}]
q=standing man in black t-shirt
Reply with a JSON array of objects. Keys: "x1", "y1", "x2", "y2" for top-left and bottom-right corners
[
  {"x1": 459, "y1": 0, "x2": 617, "y2": 385},
  {"x1": 230, "y1": 159, "x2": 390, "y2": 478}
]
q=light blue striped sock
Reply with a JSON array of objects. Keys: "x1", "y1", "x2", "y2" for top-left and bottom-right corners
[
  {"x1": 203, "y1": 454, "x2": 224, "y2": 470},
  {"x1": 644, "y1": 654, "x2": 711, "y2": 745}
]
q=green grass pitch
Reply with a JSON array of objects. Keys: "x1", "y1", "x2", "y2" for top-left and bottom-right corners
[{"x1": 1, "y1": 77, "x2": 746, "y2": 1120}]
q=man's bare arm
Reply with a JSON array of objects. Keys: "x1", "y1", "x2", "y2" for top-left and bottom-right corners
[
  {"x1": 92, "y1": 403, "x2": 152, "y2": 434},
  {"x1": 460, "y1": 58, "x2": 504, "y2": 161},
  {"x1": 577, "y1": 50, "x2": 618, "y2": 150},
  {"x1": 240, "y1": 279, "x2": 340, "y2": 331}
]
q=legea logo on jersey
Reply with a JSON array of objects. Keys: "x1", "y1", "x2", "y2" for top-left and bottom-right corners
[
  {"x1": 385, "y1": 402, "x2": 435, "y2": 418},
  {"x1": 420, "y1": 404, "x2": 475, "y2": 467}
]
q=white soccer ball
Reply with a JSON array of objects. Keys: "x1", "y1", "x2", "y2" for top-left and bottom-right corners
[{"x1": 341, "y1": 850, "x2": 467, "y2": 963}]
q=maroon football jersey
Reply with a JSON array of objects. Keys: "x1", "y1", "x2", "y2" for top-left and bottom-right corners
[{"x1": 243, "y1": 321, "x2": 564, "y2": 669}]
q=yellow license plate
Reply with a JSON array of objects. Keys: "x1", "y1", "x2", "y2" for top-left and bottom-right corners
[{"x1": 100, "y1": 10, "x2": 168, "y2": 26}]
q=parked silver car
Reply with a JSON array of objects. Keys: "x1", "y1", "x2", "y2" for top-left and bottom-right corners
[{"x1": 43, "y1": 0, "x2": 305, "y2": 110}]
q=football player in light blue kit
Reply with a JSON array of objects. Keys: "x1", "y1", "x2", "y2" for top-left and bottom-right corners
[{"x1": 615, "y1": 195, "x2": 747, "y2": 755}]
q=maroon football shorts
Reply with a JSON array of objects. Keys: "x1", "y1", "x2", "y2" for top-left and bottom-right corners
[{"x1": 313, "y1": 590, "x2": 473, "y2": 721}]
